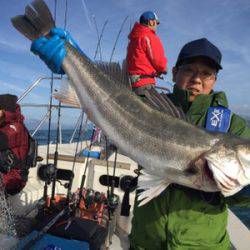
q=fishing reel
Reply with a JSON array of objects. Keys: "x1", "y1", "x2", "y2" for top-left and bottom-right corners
[
  {"x1": 99, "y1": 174, "x2": 137, "y2": 216},
  {"x1": 38, "y1": 164, "x2": 74, "y2": 189},
  {"x1": 38, "y1": 164, "x2": 56, "y2": 184},
  {"x1": 120, "y1": 175, "x2": 137, "y2": 193}
]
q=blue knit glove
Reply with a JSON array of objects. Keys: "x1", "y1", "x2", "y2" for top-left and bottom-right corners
[{"x1": 31, "y1": 28, "x2": 84, "y2": 74}]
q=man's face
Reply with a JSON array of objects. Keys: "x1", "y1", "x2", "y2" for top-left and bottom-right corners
[
  {"x1": 172, "y1": 59, "x2": 217, "y2": 102},
  {"x1": 148, "y1": 20, "x2": 158, "y2": 31}
]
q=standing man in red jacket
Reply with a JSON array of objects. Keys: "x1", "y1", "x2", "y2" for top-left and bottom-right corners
[
  {"x1": 0, "y1": 94, "x2": 29, "y2": 195},
  {"x1": 126, "y1": 11, "x2": 167, "y2": 94}
]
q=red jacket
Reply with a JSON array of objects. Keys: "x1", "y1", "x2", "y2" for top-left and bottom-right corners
[
  {"x1": 126, "y1": 22, "x2": 167, "y2": 87},
  {"x1": 0, "y1": 103, "x2": 29, "y2": 195}
]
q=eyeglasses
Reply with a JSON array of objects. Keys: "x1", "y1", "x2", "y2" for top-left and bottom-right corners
[{"x1": 179, "y1": 65, "x2": 217, "y2": 81}]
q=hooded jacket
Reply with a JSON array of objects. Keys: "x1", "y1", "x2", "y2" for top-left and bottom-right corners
[
  {"x1": 0, "y1": 94, "x2": 29, "y2": 195},
  {"x1": 126, "y1": 22, "x2": 167, "y2": 87}
]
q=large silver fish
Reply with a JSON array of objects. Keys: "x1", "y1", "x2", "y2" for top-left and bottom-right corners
[
  {"x1": 62, "y1": 46, "x2": 250, "y2": 205},
  {"x1": 12, "y1": 0, "x2": 250, "y2": 206}
]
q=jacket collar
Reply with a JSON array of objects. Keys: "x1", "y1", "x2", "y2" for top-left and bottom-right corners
[
  {"x1": 171, "y1": 84, "x2": 228, "y2": 115},
  {"x1": 129, "y1": 22, "x2": 155, "y2": 39}
]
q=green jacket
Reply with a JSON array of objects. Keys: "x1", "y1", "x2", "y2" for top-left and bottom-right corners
[
  {"x1": 170, "y1": 85, "x2": 250, "y2": 138},
  {"x1": 130, "y1": 85, "x2": 250, "y2": 250}
]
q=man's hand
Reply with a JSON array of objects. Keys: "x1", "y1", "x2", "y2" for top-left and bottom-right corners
[{"x1": 30, "y1": 28, "x2": 84, "y2": 74}]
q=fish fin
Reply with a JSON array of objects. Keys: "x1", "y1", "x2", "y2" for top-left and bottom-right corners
[
  {"x1": 11, "y1": 15, "x2": 40, "y2": 41},
  {"x1": 53, "y1": 78, "x2": 81, "y2": 108},
  {"x1": 11, "y1": 0, "x2": 55, "y2": 41},
  {"x1": 31, "y1": 0, "x2": 55, "y2": 28},
  {"x1": 145, "y1": 87, "x2": 187, "y2": 120},
  {"x1": 95, "y1": 60, "x2": 130, "y2": 88},
  {"x1": 137, "y1": 172, "x2": 170, "y2": 206}
]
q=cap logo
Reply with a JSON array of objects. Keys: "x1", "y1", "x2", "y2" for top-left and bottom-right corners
[{"x1": 153, "y1": 12, "x2": 158, "y2": 21}]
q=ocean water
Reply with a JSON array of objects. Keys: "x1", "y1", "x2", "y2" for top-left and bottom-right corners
[
  {"x1": 32, "y1": 129, "x2": 93, "y2": 145},
  {"x1": 32, "y1": 129, "x2": 250, "y2": 229}
]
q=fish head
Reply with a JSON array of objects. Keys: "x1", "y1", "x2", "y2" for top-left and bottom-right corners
[{"x1": 204, "y1": 138, "x2": 250, "y2": 196}]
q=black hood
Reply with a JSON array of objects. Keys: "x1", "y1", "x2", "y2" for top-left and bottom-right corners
[{"x1": 0, "y1": 94, "x2": 17, "y2": 112}]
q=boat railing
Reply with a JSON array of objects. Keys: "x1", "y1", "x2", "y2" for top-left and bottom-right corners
[
  {"x1": 17, "y1": 76, "x2": 82, "y2": 142},
  {"x1": 17, "y1": 76, "x2": 61, "y2": 104}
]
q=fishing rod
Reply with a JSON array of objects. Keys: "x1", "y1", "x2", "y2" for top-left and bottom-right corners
[
  {"x1": 63, "y1": 0, "x2": 68, "y2": 29},
  {"x1": 78, "y1": 125, "x2": 96, "y2": 205},
  {"x1": 43, "y1": 0, "x2": 59, "y2": 205},
  {"x1": 93, "y1": 17, "x2": 108, "y2": 61},
  {"x1": 69, "y1": 111, "x2": 88, "y2": 204},
  {"x1": 51, "y1": 101, "x2": 61, "y2": 201},
  {"x1": 51, "y1": 0, "x2": 69, "y2": 203},
  {"x1": 105, "y1": 137, "x2": 110, "y2": 202},
  {"x1": 22, "y1": 208, "x2": 67, "y2": 250},
  {"x1": 70, "y1": 111, "x2": 85, "y2": 143},
  {"x1": 92, "y1": 14, "x2": 102, "y2": 60},
  {"x1": 86, "y1": 11, "x2": 122, "y2": 222},
  {"x1": 105, "y1": 14, "x2": 129, "y2": 208},
  {"x1": 110, "y1": 146, "x2": 118, "y2": 196},
  {"x1": 105, "y1": 143, "x2": 119, "y2": 246},
  {"x1": 71, "y1": 111, "x2": 86, "y2": 173},
  {"x1": 96, "y1": 17, "x2": 130, "y2": 242},
  {"x1": 43, "y1": 78, "x2": 55, "y2": 203},
  {"x1": 109, "y1": 15, "x2": 129, "y2": 63}
]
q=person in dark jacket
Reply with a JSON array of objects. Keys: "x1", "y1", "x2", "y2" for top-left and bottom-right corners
[
  {"x1": 0, "y1": 94, "x2": 29, "y2": 195},
  {"x1": 126, "y1": 11, "x2": 167, "y2": 91},
  {"x1": 129, "y1": 38, "x2": 250, "y2": 250}
]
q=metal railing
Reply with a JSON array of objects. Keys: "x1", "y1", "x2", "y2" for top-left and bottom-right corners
[
  {"x1": 18, "y1": 76, "x2": 81, "y2": 142},
  {"x1": 17, "y1": 76, "x2": 61, "y2": 104}
]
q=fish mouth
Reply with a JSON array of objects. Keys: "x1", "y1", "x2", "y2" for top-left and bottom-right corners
[
  {"x1": 206, "y1": 159, "x2": 241, "y2": 196},
  {"x1": 204, "y1": 163, "x2": 214, "y2": 181},
  {"x1": 193, "y1": 157, "x2": 214, "y2": 181}
]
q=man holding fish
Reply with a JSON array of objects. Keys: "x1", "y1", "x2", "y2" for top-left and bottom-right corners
[{"x1": 129, "y1": 38, "x2": 250, "y2": 250}]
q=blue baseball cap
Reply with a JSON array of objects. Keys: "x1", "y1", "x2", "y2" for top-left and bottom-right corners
[
  {"x1": 176, "y1": 38, "x2": 222, "y2": 70},
  {"x1": 140, "y1": 11, "x2": 160, "y2": 25}
]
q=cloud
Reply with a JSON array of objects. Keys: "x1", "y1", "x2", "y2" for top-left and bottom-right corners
[
  {"x1": 0, "y1": 38, "x2": 29, "y2": 53},
  {"x1": 0, "y1": 80, "x2": 40, "y2": 100},
  {"x1": 0, "y1": 80, "x2": 25, "y2": 93},
  {"x1": 0, "y1": 58, "x2": 47, "y2": 82}
]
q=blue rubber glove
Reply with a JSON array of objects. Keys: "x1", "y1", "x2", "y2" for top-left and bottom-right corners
[{"x1": 31, "y1": 28, "x2": 86, "y2": 74}]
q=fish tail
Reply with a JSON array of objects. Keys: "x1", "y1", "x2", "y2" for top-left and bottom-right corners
[
  {"x1": 11, "y1": 0, "x2": 55, "y2": 41},
  {"x1": 137, "y1": 171, "x2": 170, "y2": 206}
]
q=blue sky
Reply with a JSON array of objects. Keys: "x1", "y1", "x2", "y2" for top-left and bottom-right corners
[{"x1": 0, "y1": 0, "x2": 250, "y2": 127}]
